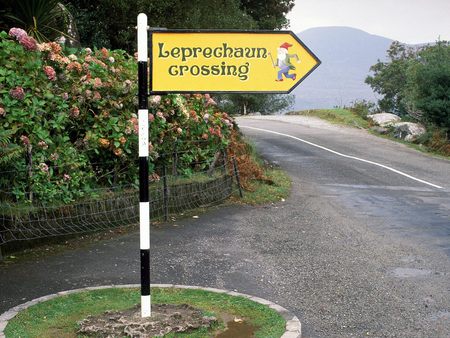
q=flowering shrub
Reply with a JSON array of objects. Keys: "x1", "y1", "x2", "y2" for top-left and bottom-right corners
[{"x1": 0, "y1": 29, "x2": 234, "y2": 203}]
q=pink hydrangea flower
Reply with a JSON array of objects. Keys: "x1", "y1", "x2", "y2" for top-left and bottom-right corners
[
  {"x1": 38, "y1": 140, "x2": 48, "y2": 149},
  {"x1": 100, "y1": 47, "x2": 109, "y2": 58},
  {"x1": 206, "y1": 98, "x2": 216, "y2": 106},
  {"x1": 156, "y1": 111, "x2": 166, "y2": 122},
  {"x1": 8, "y1": 28, "x2": 27, "y2": 40},
  {"x1": 84, "y1": 47, "x2": 92, "y2": 55},
  {"x1": 67, "y1": 61, "x2": 82, "y2": 73},
  {"x1": 148, "y1": 113, "x2": 155, "y2": 122},
  {"x1": 129, "y1": 117, "x2": 138, "y2": 134},
  {"x1": 20, "y1": 135, "x2": 30, "y2": 145},
  {"x1": 37, "y1": 42, "x2": 51, "y2": 52},
  {"x1": 43, "y1": 66, "x2": 56, "y2": 81},
  {"x1": 150, "y1": 95, "x2": 161, "y2": 105},
  {"x1": 63, "y1": 174, "x2": 71, "y2": 181},
  {"x1": 93, "y1": 91, "x2": 101, "y2": 100},
  {"x1": 39, "y1": 163, "x2": 49, "y2": 173},
  {"x1": 10, "y1": 87, "x2": 25, "y2": 100},
  {"x1": 19, "y1": 35, "x2": 37, "y2": 51},
  {"x1": 93, "y1": 77, "x2": 102, "y2": 88},
  {"x1": 70, "y1": 107, "x2": 80, "y2": 118},
  {"x1": 62, "y1": 92, "x2": 69, "y2": 100}
]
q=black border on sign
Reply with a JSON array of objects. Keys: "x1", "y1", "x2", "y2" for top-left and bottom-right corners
[{"x1": 149, "y1": 29, "x2": 321, "y2": 94}]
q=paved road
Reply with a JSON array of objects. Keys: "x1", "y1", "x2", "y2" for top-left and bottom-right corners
[
  {"x1": 1, "y1": 116, "x2": 450, "y2": 337},
  {"x1": 236, "y1": 116, "x2": 450, "y2": 336}
]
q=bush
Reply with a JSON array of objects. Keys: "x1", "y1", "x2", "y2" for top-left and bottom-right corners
[
  {"x1": 347, "y1": 99, "x2": 377, "y2": 120},
  {"x1": 0, "y1": 29, "x2": 234, "y2": 203},
  {"x1": 414, "y1": 128, "x2": 450, "y2": 156}
]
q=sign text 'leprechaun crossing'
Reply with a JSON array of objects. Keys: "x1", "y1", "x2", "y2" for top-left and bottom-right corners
[{"x1": 150, "y1": 31, "x2": 321, "y2": 93}]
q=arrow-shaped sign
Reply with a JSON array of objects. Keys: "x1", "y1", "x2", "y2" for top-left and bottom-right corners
[{"x1": 150, "y1": 30, "x2": 321, "y2": 93}]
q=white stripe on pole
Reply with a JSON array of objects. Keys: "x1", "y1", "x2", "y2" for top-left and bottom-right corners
[
  {"x1": 137, "y1": 13, "x2": 148, "y2": 62},
  {"x1": 138, "y1": 109, "x2": 149, "y2": 157},
  {"x1": 139, "y1": 202, "x2": 150, "y2": 249},
  {"x1": 141, "y1": 295, "x2": 151, "y2": 317}
]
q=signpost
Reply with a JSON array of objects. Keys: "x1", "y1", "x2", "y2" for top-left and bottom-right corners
[
  {"x1": 137, "y1": 13, "x2": 150, "y2": 318},
  {"x1": 137, "y1": 13, "x2": 320, "y2": 318},
  {"x1": 151, "y1": 30, "x2": 320, "y2": 93}
]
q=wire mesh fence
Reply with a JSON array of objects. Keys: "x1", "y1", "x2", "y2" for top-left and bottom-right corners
[{"x1": 0, "y1": 144, "x2": 241, "y2": 249}]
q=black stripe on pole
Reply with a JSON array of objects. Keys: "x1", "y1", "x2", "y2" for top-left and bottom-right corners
[
  {"x1": 138, "y1": 61, "x2": 148, "y2": 109},
  {"x1": 140, "y1": 249, "x2": 150, "y2": 295},
  {"x1": 139, "y1": 157, "x2": 149, "y2": 202}
]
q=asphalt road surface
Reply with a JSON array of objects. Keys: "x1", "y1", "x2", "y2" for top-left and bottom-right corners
[
  {"x1": 1, "y1": 115, "x2": 449, "y2": 337},
  {"x1": 236, "y1": 115, "x2": 450, "y2": 337}
]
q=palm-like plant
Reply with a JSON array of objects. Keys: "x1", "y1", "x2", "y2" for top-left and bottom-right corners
[{"x1": 2, "y1": 0, "x2": 71, "y2": 42}]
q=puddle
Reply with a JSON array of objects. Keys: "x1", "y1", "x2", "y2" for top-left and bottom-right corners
[
  {"x1": 429, "y1": 311, "x2": 450, "y2": 321},
  {"x1": 215, "y1": 318, "x2": 256, "y2": 338},
  {"x1": 390, "y1": 267, "x2": 432, "y2": 278},
  {"x1": 400, "y1": 256, "x2": 422, "y2": 264}
]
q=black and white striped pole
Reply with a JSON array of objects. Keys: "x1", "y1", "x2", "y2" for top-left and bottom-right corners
[{"x1": 137, "y1": 13, "x2": 151, "y2": 318}]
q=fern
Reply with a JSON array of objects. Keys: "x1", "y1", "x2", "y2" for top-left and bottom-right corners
[
  {"x1": 0, "y1": 129, "x2": 14, "y2": 144},
  {"x1": 0, "y1": 129, "x2": 23, "y2": 165}
]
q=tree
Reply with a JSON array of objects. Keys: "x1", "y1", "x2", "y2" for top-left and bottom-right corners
[
  {"x1": 240, "y1": 0, "x2": 295, "y2": 29},
  {"x1": 63, "y1": 0, "x2": 297, "y2": 51},
  {"x1": 365, "y1": 41, "x2": 416, "y2": 114},
  {"x1": 64, "y1": 0, "x2": 257, "y2": 51},
  {"x1": 413, "y1": 41, "x2": 450, "y2": 130},
  {"x1": 366, "y1": 40, "x2": 450, "y2": 130},
  {"x1": 217, "y1": 93, "x2": 294, "y2": 115}
]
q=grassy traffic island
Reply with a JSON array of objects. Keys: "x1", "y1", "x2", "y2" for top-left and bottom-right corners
[{"x1": 3, "y1": 286, "x2": 287, "y2": 337}]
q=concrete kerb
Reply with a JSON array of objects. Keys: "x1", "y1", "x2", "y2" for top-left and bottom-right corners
[{"x1": 0, "y1": 284, "x2": 301, "y2": 338}]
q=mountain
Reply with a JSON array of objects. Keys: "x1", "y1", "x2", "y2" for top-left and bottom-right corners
[{"x1": 292, "y1": 26, "x2": 394, "y2": 110}]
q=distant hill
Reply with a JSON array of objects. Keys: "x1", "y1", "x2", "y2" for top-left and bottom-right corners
[{"x1": 292, "y1": 26, "x2": 394, "y2": 110}]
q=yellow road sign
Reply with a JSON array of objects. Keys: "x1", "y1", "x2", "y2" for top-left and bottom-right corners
[{"x1": 150, "y1": 31, "x2": 320, "y2": 93}]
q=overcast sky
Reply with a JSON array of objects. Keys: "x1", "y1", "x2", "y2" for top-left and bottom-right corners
[{"x1": 287, "y1": 0, "x2": 450, "y2": 43}]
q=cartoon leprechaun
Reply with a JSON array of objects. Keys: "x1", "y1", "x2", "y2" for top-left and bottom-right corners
[{"x1": 270, "y1": 42, "x2": 301, "y2": 82}]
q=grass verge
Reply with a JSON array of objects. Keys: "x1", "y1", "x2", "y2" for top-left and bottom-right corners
[
  {"x1": 4, "y1": 287, "x2": 286, "y2": 338},
  {"x1": 287, "y1": 108, "x2": 369, "y2": 129},
  {"x1": 368, "y1": 130, "x2": 450, "y2": 159},
  {"x1": 288, "y1": 109, "x2": 450, "y2": 158},
  {"x1": 227, "y1": 132, "x2": 292, "y2": 205},
  {"x1": 229, "y1": 167, "x2": 291, "y2": 205}
]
